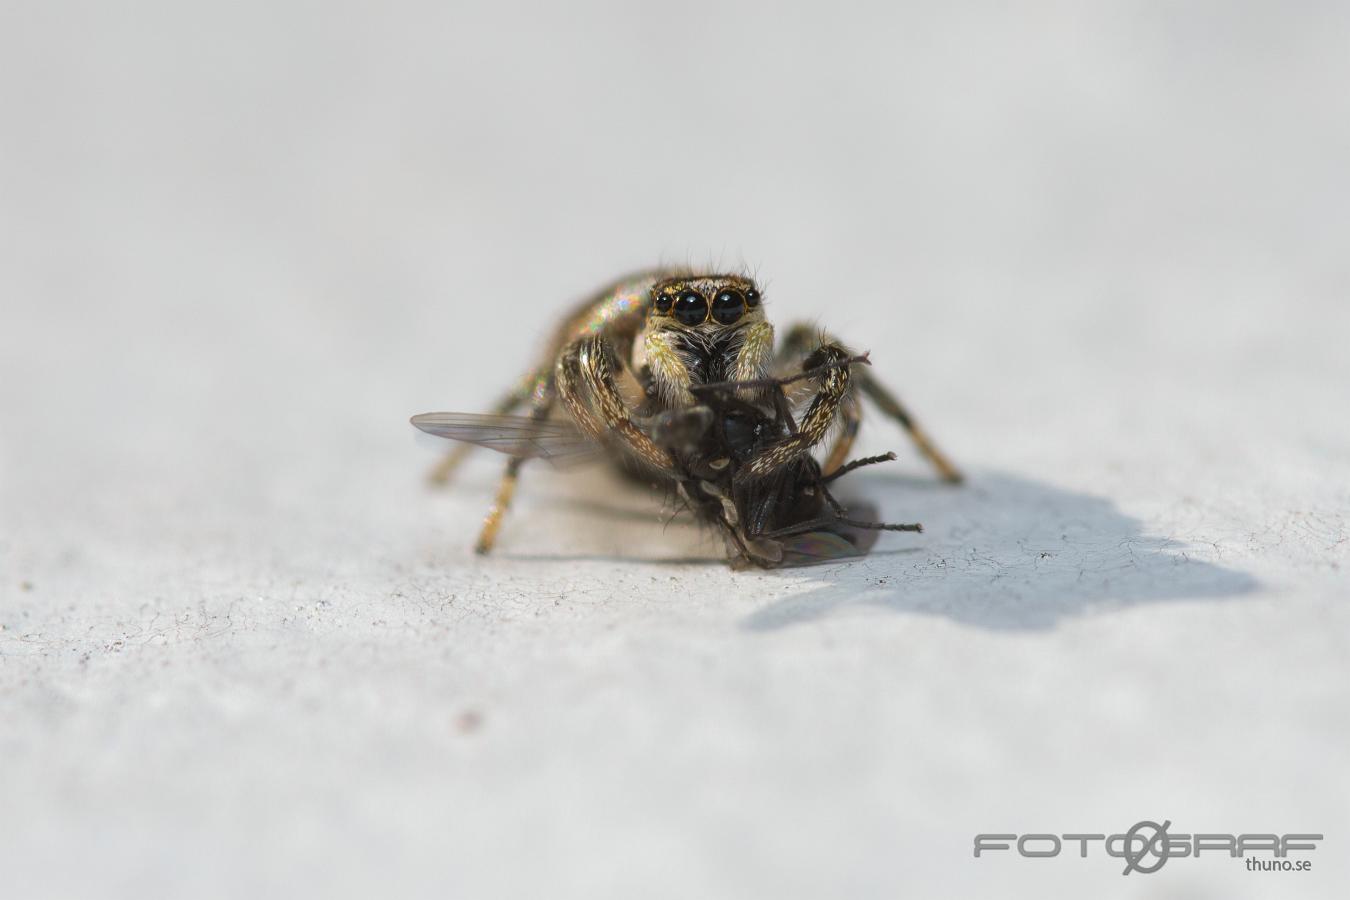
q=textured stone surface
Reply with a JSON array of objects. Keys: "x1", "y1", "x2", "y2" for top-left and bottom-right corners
[{"x1": 2, "y1": 3, "x2": 1347, "y2": 898}]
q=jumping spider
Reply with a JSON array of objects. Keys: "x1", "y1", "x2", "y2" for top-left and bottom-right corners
[{"x1": 412, "y1": 270, "x2": 962, "y2": 568}]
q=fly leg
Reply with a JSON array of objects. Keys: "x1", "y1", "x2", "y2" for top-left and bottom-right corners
[{"x1": 755, "y1": 516, "x2": 923, "y2": 539}]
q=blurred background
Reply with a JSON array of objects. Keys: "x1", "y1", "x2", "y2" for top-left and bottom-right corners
[{"x1": 2, "y1": 2, "x2": 1347, "y2": 898}]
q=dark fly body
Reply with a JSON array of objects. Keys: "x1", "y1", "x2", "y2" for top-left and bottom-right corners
[{"x1": 412, "y1": 269, "x2": 962, "y2": 568}]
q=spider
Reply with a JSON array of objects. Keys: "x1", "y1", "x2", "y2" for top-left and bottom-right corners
[{"x1": 412, "y1": 269, "x2": 962, "y2": 567}]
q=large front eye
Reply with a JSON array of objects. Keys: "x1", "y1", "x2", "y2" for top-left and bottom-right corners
[
  {"x1": 711, "y1": 289, "x2": 745, "y2": 324},
  {"x1": 674, "y1": 290, "x2": 707, "y2": 326}
]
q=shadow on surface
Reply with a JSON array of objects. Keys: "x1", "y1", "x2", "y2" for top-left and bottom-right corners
[
  {"x1": 743, "y1": 471, "x2": 1260, "y2": 632},
  {"x1": 447, "y1": 459, "x2": 1259, "y2": 631}
]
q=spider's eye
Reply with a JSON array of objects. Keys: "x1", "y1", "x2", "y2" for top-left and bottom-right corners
[
  {"x1": 745, "y1": 287, "x2": 760, "y2": 308},
  {"x1": 711, "y1": 289, "x2": 746, "y2": 325},
  {"x1": 654, "y1": 293, "x2": 673, "y2": 314},
  {"x1": 674, "y1": 290, "x2": 707, "y2": 326}
]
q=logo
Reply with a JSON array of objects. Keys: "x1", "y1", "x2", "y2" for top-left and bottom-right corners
[{"x1": 974, "y1": 821, "x2": 1321, "y2": 876}]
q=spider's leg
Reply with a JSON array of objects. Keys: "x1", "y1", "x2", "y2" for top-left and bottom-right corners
[
  {"x1": 474, "y1": 373, "x2": 557, "y2": 554},
  {"x1": 472, "y1": 337, "x2": 613, "y2": 555},
  {"x1": 738, "y1": 341, "x2": 856, "y2": 482},
  {"x1": 821, "y1": 393, "x2": 861, "y2": 476},
  {"x1": 769, "y1": 325, "x2": 852, "y2": 473},
  {"x1": 731, "y1": 318, "x2": 776, "y2": 383},
  {"x1": 428, "y1": 367, "x2": 546, "y2": 487},
  {"x1": 780, "y1": 323, "x2": 963, "y2": 484},
  {"x1": 467, "y1": 271, "x2": 669, "y2": 552},
  {"x1": 563, "y1": 334, "x2": 674, "y2": 472},
  {"x1": 452, "y1": 271, "x2": 661, "y2": 491},
  {"x1": 855, "y1": 368, "x2": 963, "y2": 483}
]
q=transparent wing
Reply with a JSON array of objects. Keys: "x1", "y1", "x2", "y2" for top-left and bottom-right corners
[
  {"x1": 410, "y1": 412, "x2": 604, "y2": 468},
  {"x1": 770, "y1": 501, "x2": 885, "y2": 567}
]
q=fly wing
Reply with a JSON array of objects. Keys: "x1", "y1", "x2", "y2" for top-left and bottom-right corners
[
  {"x1": 410, "y1": 412, "x2": 603, "y2": 468},
  {"x1": 774, "y1": 529, "x2": 872, "y2": 565},
  {"x1": 771, "y1": 501, "x2": 885, "y2": 567}
]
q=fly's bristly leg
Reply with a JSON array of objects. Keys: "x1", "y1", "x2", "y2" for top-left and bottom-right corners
[
  {"x1": 779, "y1": 323, "x2": 963, "y2": 484},
  {"x1": 754, "y1": 515, "x2": 922, "y2": 540},
  {"x1": 822, "y1": 451, "x2": 898, "y2": 483},
  {"x1": 814, "y1": 473, "x2": 921, "y2": 534}
]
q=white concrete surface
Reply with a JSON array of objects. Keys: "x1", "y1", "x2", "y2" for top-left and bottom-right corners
[{"x1": 2, "y1": 2, "x2": 1347, "y2": 898}]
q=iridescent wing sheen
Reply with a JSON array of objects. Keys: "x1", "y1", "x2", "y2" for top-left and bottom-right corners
[
  {"x1": 775, "y1": 530, "x2": 869, "y2": 565},
  {"x1": 770, "y1": 502, "x2": 885, "y2": 567},
  {"x1": 410, "y1": 412, "x2": 603, "y2": 468}
]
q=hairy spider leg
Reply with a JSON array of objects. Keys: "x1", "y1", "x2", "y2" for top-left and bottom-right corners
[
  {"x1": 426, "y1": 368, "x2": 542, "y2": 486},
  {"x1": 473, "y1": 374, "x2": 557, "y2": 554},
  {"x1": 779, "y1": 323, "x2": 963, "y2": 484}
]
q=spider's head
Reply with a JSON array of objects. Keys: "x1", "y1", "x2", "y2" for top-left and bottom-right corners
[{"x1": 648, "y1": 274, "x2": 764, "y2": 334}]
